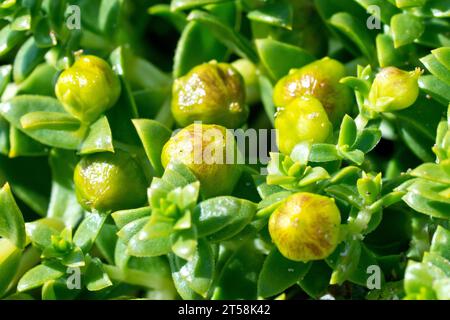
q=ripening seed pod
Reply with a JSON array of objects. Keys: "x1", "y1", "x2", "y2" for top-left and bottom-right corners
[
  {"x1": 274, "y1": 96, "x2": 333, "y2": 155},
  {"x1": 273, "y1": 57, "x2": 353, "y2": 126},
  {"x1": 74, "y1": 150, "x2": 147, "y2": 213},
  {"x1": 368, "y1": 67, "x2": 422, "y2": 112},
  {"x1": 55, "y1": 55, "x2": 121, "y2": 123},
  {"x1": 171, "y1": 61, "x2": 249, "y2": 129},
  {"x1": 269, "y1": 192, "x2": 341, "y2": 262},
  {"x1": 161, "y1": 123, "x2": 241, "y2": 198}
]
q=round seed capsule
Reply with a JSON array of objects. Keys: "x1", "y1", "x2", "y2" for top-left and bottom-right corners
[
  {"x1": 161, "y1": 123, "x2": 242, "y2": 198},
  {"x1": 269, "y1": 192, "x2": 341, "y2": 262},
  {"x1": 74, "y1": 150, "x2": 147, "y2": 213},
  {"x1": 55, "y1": 55, "x2": 121, "y2": 123}
]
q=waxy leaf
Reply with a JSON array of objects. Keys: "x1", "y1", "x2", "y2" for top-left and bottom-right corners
[
  {"x1": 0, "y1": 96, "x2": 87, "y2": 150},
  {"x1": 256, "y1": 38, "x2": 314, "y2": 81},
  {"x1": 258, "y1": 248, "x2": 311, "y2": 298},
  {"x1": 0, "y1": 183, "x2": 26, "y2": 248}
]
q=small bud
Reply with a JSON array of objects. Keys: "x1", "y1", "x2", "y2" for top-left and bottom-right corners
[
  {"x1": 368, "y1": 67, "x2": 422, "y2": 112},
  {"x1": 269, "y1": 192, "x2": 341, "y2": 262},
  {"x1": 273, "y1": 57, "x2": 353, "y2": 126},
  {"x1": 74, "y1": 150, "x2": 148, "y2": 213},
  {"x1": 275, "y1": 96, "x2": 333, "y2": 155},
  {"x1": 55, "y1": 55, "x2": 121, "y2": 123},
  {"x1": 172, "y1": 61, "x2": 249, "y2": 129},
  {"x1": 161, "y1": 123, "x2": 241, "y2": 198}
]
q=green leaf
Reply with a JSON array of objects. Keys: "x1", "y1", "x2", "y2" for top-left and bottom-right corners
[
  {"x1": 421, "y1": 53, "x2": 450, "y2": 87},
  {"x1": 173, "y1": 21, "x2": 227, "y2": 78},
  {"x1": 432, "y1": 47, "x2": 450, "y2": 70},
  {"x1": 17, "y1": 262, "x2": 65, "y2": 292},
  {"x1": 329, "y1": 12, "x2": 377, "y2": 64},
  {"x1": 258, "y1": 75, "x2": 275, "y2": 125},
  {"x1": 0, "y1": 238, "x2": 22, "y2": 298},
  {"x1": 133, "y1": 119, "x2": 172, "y2": 177},
  {"x1": 394, "y1": 96, "x2": 445, "y2": 162},
  {"x1": 11, "y1": 9, "x2": 31, "y2": 31},
  {"x1": 170, "y1": 239, "x2": 214, "y2": 298},
  {"x1": 13, "y1": 37, "x2": 47, "y2": 83},
  {"x1": 309, "y1": 144, "x2": 340, "y2": 162},
  {"x1": 8, "y1": 126, "x2": 48, "y2": 158},
  {"x1": 338, "y1": 148, "x2": 365, "y2": 165},
  {"x1": 326, "y1": 184, "x2": 363, "y2": 208},
  {"x1": 353, "y1": 128, "x2": 382, "y2": 153},
  {"x1": 110, "y1": 47, "x2": 171, "y2": 91},
  {"x1": 78, "y1": 116, "x2": 114, "y2": 155},
  {"x1": 20, "y1": 112, "x2": 80, "y2": 131},
  {"x1": 168, "y1": 253, "x2": 203, "y2": 300},
  {"x1": 395, "y1": 0, "x2": 426, "y2": 9},
  {"x1": 0, "y1": 24, "x2": 26, "y2": 58},
  {"x1": 430, "y1": 226, "x2": 450, "y2": 261},
  {"x1": 247, "y1": 1, "x2": 293, "y2": 30},
  {"x1": 25, "y1": 218, "x2": 65, "y2": 249},
  {"x1": 212, "y1": 242, "x2": 264, "y2": 300},
  {"x1": 354, "y1": 0, "x2": 400, "y2": 24},
  {"x1": 298, "y1": 260, "x2": 333, "y2": 299},
  {"x1": 34, "y1": 18, "x2": 57, "y2": 48},
  {"x1": 15, "y1": 63, "x2": 58, "y2": 97},
  {"x1": 171, "y1": 0, "x2": 232, "y2": 11},
  {"x1": 255, "y1": 38, "x2": 315, "y2": 81},
  {"x1": 0, "y1": 155, "x2": 51, "y2": 215},
  {"x1": 47, "y1": 149, "x2": 84, "y2": 228},
  {"x1": 404, "y1": 261, "x2": 444, "y2": 298},
  {"x1": 338, "y1": 115, "x2": 358, "y2": 148},
  {"x1": 419, "y1": 75, "x2": 450, "y2": 106},
  {"x1": 41, "y1": 278, "x2": 80, "y2": 300},
  {"x1": 112, "y1": 207, "x2": 151, "y2": 230},
  {"x1": 171, "y1": 228, "x2": 197, "y2": 261},
  {"x1": 410, "y1": 162, "x2": 450, "y2": 184},
  {"x1": 402, "y1": 181, "x2": 450, "y2": 219},
  {"x1": 99, "y1": 0, "x2": 123, "y2": 37},
  {"x1": 85, "y1": 257, "x2": 113, "y2": 291},
  {"x1": 128, "y1": 233, "x2": 172, "y2": 258},
  {"x1": 434, "y1": 278, "x2": 450, "y2": 300},
  {"x1": 148, "y1": 4, "x2": 187, "y2": 32},
  {"x1": 95, "y1": 223, "x2": 117, "y2": 265},
  {"x1": 148, "y1": 162, "x2": 198, "y2": 208},
  {"x1": 0, "y1": 96, "x2": 87, "y2": 150},
  {"x1": 0, "y1": 183, "x2": 26, "y2": 249},
  {"x1": 73, "y1": 212, "x2": 108, "y2": 253},
  {"x1": 117, "y1": 217, "x2": 149, "y2": 244},
  {"x1": 376, "y1": 34, "x2": 409, "y2": 68},
  {"x1": 258, "y1": 248, "x2": 311, "y2": 298},
  {"x1": 391, "y1": 13, "x2": 425, "y2": 48},
  {"x1": 193, "y1": 196, "x2": 256, "y2": 239},
  {"x1": 187, "y1": 10, "x2": 258, "y2": 63}
]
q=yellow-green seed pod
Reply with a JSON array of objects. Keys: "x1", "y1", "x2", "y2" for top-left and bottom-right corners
[
  {"x1": 171, "y1": 61, "x2": 249, "y2": 129},
  {"x1": 74, "y1": 150, "x2": 148, "y2": 213},
  {"x1": 269, "y1": 192, "x2": 341, "y2": 262},
  {"x1": 274, "y1": 96, "x2": 333, "y2": 155},
  {"x1": 161, "y1": 123, "x2": 241, "y2": 198},
  {"x1": 368, "y1": 67, "x2": 422, "y2": 112},
  {"x1": 273, "y1": 57, "x2": 353, "y2": 126},
  {"x1": 55, "y1": 55, "x2": 121, "y2": 123}
]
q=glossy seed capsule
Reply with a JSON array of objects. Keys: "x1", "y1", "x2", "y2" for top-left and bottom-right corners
[
  {"x1": 269, "y1": 192, "x2": 341, "y2": 262},
  {"x1": 171, "y1": 61, "x2": 249, "y2": 129},
  {"x1": 74, "y1": 150, "x2": 147, "y2": 213},
  {"x1": 274, "y1": 96, "x2": 333, "y2": 155},
  {"x1": 273, "y1": 57, "x2": 353, "y2": 126},
  {"x1": 55, "y1": 55, "x2": 121, "y2": 123},
  {"x1": 368, "y1": 67, "x2": 422, "y2": 112},
  {"x1": 161, "y1": 123, "x2": 242, "y2": 198}
]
